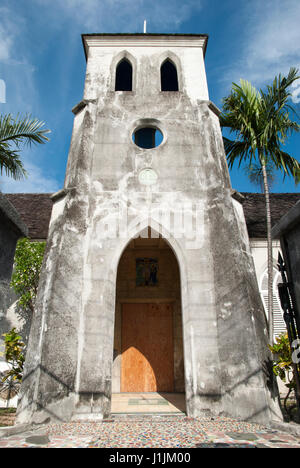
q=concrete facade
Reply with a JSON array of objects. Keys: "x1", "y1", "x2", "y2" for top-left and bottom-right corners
[{"x1": 16, "y1": 34, "x2": 281, "y2": 425}]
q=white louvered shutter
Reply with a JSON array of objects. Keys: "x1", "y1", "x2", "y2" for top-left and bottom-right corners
[{"x1": 260, "y1": 269, "x2": 286, "y2": 339}]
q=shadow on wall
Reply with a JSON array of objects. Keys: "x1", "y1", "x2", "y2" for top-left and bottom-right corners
[
  {"x1": 15, "y1": 358, "x2": 280, "y2": 423},
  {"x1": 16, "y1": 363, "x2": 111, "y2": 424},
  {"x1": 184, "y1": 358, "x2": 281, "y2": 423},
  {"x1": 157, "y1": 392, "x2": 186, "y2": 413},
  {"x1": 17, "y1": 364, "x2": 76, "y2": 423}
]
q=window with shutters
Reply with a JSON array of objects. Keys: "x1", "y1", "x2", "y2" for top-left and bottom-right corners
[{"x1": 260, "y1": 268, "x2": 286, "y2": 338}]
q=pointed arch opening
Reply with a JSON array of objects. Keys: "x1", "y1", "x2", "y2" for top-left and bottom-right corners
[
  {"x1": 115, "y1": 58, "x2": 133, "y2": 91},
  {"x1": 111, "y1": 227, "x2": 186, "y2": 414},
  {"x1": 160, "y1": 59, "x2": 179, "y2": 91}
]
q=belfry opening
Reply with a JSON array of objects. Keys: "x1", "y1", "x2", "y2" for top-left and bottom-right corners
[{"x1": 111, "y1": 228, "x2": 186, "y2": 414}]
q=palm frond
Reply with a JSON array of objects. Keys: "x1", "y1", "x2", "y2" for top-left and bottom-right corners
[
  {"x1": 0, "y1": 113, "x2": 50, "y2": 180},
  {"x1": 261, "y1": 67, "x2": 300, "y2": 121},
  {"x1": 0, "y1": 114, "x2": 50, "y2": 147},
  {"x1": 223, "y1": 137, "x2": 254, "y2": 168},
  {"x1": 220, "y1": 78, "x2": 263, "y2": 168},
  {"x1": 0, "y1": 144, "x2": 27, "y2": 180},
  {"x1": 269, "y1": 148, "x2": 300, "y2": 182},
  {"x1": 221, "y1": 69, "x2": 300, "y2": 181}
]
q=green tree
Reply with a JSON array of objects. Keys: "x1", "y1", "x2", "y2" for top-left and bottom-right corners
[
  {"x1": 10, "y1": 238, "x2": 46, "y2": 313},
  {"x1": 220, "y1": 68, "x2": 300, "y2": 345},
  {"x1": 1, "y1": 328, "x2": 25, "y2": 384},
  {"x1": 0, "y1": 328, "x2": 25, "y2": 404},
  {"x1": 0, "y1": 113, "x2": 50, "y2": 180},
  {"x1": 0, "y1": 240, "x2": 45, "y2": 398}
]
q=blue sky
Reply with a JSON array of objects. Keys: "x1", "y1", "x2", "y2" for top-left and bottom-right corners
[{"x1": 0, "y1": 0, "x2": 300, "y2": 194}]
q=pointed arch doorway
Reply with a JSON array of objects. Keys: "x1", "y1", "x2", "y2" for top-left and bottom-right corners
[{"x1": 111, "y1": 229, "x2": 186, "y2": 414}]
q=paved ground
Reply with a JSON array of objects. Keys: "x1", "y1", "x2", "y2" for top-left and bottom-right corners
[
  {"x1": 1, "y1": 416, "x2": 300, "y2": 448},
  {"x1": 111, "y1": 392, "x2": 186, "y2": 415}
]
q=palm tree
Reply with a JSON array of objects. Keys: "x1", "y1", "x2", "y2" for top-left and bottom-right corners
[
  {"x1": 0, "y1": 113, "x2": 50, "y2": 180},
  {"x1": 220, "y1": 67, "x2": 300, "y2": 345}
]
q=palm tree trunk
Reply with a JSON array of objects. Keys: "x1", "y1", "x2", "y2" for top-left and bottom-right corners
[{"x1": 261, "y1": 158, "x2": 274, "y2": 345}]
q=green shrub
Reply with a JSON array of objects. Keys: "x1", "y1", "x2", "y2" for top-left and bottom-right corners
[
  {"x1": 1, "y1": 328, "x2": 25, "y2": 384},
  {"x1": 10, "y1": 237, "x2": 46, "y2": 313},
  {"x1": 269, "y1": 333, "x2": 298, "y2": 419}
]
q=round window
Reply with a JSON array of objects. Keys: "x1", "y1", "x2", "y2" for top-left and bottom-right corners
[{"x1": 132, "y1": 127, "x2": 163, "y2": 149}]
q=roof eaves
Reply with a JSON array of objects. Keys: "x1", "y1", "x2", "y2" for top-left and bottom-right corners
[
  {"x1": 81, "y1": 33, "x2": 209, "y2": 61},
  {"x1": 272, "y1": 200, "x2": 300, "y2": 239},
  {"x1": 0, "y1": 192, "x2": 28, "y2": 237}
]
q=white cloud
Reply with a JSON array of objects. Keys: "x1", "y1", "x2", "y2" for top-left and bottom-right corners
[
  {"x1": 0, "y1": 5, "x2": 37, "y2": 111},
  {"x1": 33, "y1": 0, "x2": 203, "y2": 32},
  {"x1": 291, "y1": 83, "x2": 300, "y2": 104},
  {"x1": 0, "y1": 7, "x2": 25, "y2": 61},
  {"x1": 0, "y1": 160, "x2": 60, "y2": 193},
  {"x1": 223, "y1": 0, "x2": 300, "y2": 92},
  {"x1": 0, "y1": 9, "x2": 14, "y2": 60},
  {"x1": 0, "y1": 33, "x2": 12, "y2": 61},
  {"x1": 0, "y1": 4, "x2": 58, "y2": 194}
]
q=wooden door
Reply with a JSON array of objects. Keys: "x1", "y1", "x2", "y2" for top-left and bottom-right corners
[{"x1": 121, "y1": 303, "x2": 174, "y2": 392}]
